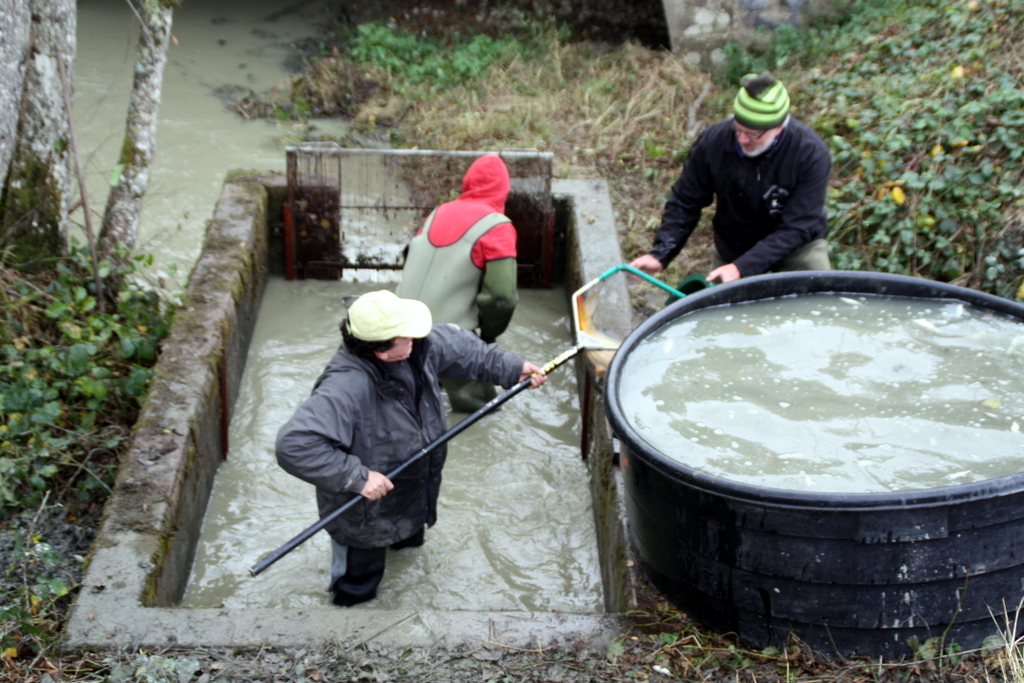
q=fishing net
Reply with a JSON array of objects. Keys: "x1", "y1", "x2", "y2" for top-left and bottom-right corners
[{"x1": 571, "y1": 265, "x2": 699, "y2": 375}]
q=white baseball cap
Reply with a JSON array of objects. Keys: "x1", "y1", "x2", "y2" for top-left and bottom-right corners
[{"x1": 347, "y1": 290, "x2": 432, "y2": 341}]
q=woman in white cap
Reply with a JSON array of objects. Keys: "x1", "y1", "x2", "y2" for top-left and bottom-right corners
[
  {"x1": 630, "y1": 71, "x2": 832, "y2": 284},
  {"x1": 275, "y1": 290, "x2": 546, "y2": 606}
]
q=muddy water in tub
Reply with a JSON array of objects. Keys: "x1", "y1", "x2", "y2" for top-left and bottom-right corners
[{"x1": 618, "y1": 293, "x2": 1024, "y2": 493}]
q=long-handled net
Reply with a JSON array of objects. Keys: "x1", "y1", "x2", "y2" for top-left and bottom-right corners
[{"x1": 571, "y1": 264, "x2": 689, "y2": 375}]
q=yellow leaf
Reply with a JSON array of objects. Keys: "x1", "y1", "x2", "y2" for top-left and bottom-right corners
[
  {"x1": 930, "y1": 145, "x2": 944, "y2": 157},
  {"x1": 950, "y1": 65, "x2": 965, "y2": 79},
  {"x1": 890, "y1": 187, "x2": 906, "y2": 204},
  {"x1": 3, "y1": 647, "x2": 17, "y2": 659},
  {"x1": 983, "y1": 399, "x2": 1001, "y2": 409}
]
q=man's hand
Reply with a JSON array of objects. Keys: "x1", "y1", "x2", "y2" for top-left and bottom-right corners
[
  {"x1": 628, "y1": 254, "x2": 664, "y2": 275},
  {"x1": 359, "y1": 470, "x2": 394, "y2": 501},
  {"x1": 519, "y1": 362, "x2": 548, "y2": 389},
  {"x1": 708, "y1": 263, "x2": 741, "y2": 284}
]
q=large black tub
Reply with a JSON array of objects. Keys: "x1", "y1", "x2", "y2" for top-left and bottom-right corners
[{"x1": 605, "y1": 271, "x2": 1024, "y2": 658}]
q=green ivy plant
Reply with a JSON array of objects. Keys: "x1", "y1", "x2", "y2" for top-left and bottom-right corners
[
  {"x1": 0, "y1": 243, "x2": 174, "y2": 510},
  {"x1": 726, "y1": 0, "x2": 1024, "y2": 299},
  {"x1": 1, "y1": 532, "x2": 70, "y2": 653},
  {"x1": 349, "y1": 23, "x2": 518, "y2": 92}
]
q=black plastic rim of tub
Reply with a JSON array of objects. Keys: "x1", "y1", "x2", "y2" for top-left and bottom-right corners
[{"x1": 604, "y1": 270, "x2": 1024, "y2": 511}]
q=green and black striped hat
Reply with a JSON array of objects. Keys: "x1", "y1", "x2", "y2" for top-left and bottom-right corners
[{"x1": 733, "y1": 72, "x2": 790, "y2": 130}]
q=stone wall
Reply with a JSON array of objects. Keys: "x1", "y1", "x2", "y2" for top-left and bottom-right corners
[
  {"x1": 514, "y1": 0, "x2": 850, "y2": 70},
  {"x1": 346, "y1": 0, "x2": 852, "y2": 71},
  {"x1": 554, "y1": 179, "x2": 637, "y2": 612},
  {"x1": 519, "y1": 0, "x2": 669, "y2": 43},
  {"x1": 661, "y1": 0, "x2": 851, "y2": 68}
]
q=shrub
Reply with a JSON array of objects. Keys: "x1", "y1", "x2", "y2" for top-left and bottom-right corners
[
  {"x1": 349, "y1": 23, "x2": 519, "y2": 93},
  {"x1": 727, "y1": 0, "x2": 1024, "y2": 298},
  {"x1": 0, "y1": 244, "x2": 174, "y2": 510}
]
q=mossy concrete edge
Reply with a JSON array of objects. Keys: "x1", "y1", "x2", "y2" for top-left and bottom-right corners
[{"x1": 63, "y1": 169, "x2": 639, "y2": 651}]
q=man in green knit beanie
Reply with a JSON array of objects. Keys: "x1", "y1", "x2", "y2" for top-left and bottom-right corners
[{"x1": 630, "y1": 72, "x2": 831, "y2": 284}]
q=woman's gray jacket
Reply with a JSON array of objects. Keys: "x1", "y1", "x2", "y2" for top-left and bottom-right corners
[{"x1": 275, "y1": 323, "x2": 525, "y2": 548}]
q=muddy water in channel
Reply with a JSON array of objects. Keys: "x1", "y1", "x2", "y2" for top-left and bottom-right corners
[
  {"x1": 181, "y1": 280, "x2": 602, "y2": 611},
  {"x1": 75, "y1": 0, "x2": 350, "y2": 277},
  {"x1": 78, "y1": 0, "x2": 601, "y2": 612}
]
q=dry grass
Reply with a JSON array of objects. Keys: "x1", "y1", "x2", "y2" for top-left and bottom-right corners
[
  {"x1": 287, "y1": 29, "x2": 721, "y2": 286},
  {"x1": 393, "y1": 35, "x2": 716, "y2": 276},
  {"x1": 234, "y1": 20, "x2": 727, "y2": 285},
  {"x1": 993, "y1": 599, "x2": 1024, "y2": 683}
]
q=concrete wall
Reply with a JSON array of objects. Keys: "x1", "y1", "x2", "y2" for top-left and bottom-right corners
[
  {"x1": 555, "y1": 179, "x2": 638, "y2": 613},
  {"x1": 63, "y1": 164, "x2": 640, "y2": 651}
]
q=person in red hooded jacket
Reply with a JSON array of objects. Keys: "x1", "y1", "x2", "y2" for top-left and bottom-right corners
[{"x1": 396, "y1": 154, "x2": 519, "y2": 412}]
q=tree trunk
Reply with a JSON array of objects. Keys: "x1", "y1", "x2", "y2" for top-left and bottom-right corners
[
  {"x1": 99, "y1": 0, "x2": 176, "y2": 254},
  {"x1": 0, "y1": 0, "x2": 30, "y2": 181},
  {"x1": 0, "y1": 0, "x2": 74, "y2": 265}
]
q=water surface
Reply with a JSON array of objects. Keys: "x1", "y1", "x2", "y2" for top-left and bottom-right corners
[
  {"x1": 182, "y1": 280, "x2": 602, "y2": 611},
  {"x1": 619, "y1": 294, "x2": 1024, "y2": 493},
  {"x1": 75, "y1": 0, "x2": 349, "y2": 278}
]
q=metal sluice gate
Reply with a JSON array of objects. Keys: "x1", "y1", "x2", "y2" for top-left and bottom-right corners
[{"x1": 284, "y1": 144, "x2": 558, "y2": 288}]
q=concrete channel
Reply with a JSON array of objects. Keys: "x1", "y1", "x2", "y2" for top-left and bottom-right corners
[{"x1": 63, "y1": 156, "x2": 644, "y2": 651}]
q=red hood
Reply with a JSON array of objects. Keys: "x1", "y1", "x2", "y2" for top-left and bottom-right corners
[{"x1": 458, "y1": 154, "x2": 510, "y2": 213}]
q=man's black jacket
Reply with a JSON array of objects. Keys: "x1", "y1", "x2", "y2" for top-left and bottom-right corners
[{"x1": 649, "y1": 117, "x2": 831, "y2": 276}]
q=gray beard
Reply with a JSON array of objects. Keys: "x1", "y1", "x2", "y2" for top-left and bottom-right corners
[{"x1": 737, "y1": 115, "x2": 790, "y2": 157}]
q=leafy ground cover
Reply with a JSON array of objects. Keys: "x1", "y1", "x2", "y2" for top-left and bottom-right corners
[
  {"x1": 1, "y1": 245, "x2": 173, "y2": 666},
  {"x1": 4, "y1": 0, "x2": 1024, "y2": 680},
  {"x1": 796, "y1": 0, "x2": 1024, "y2": 297}
]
